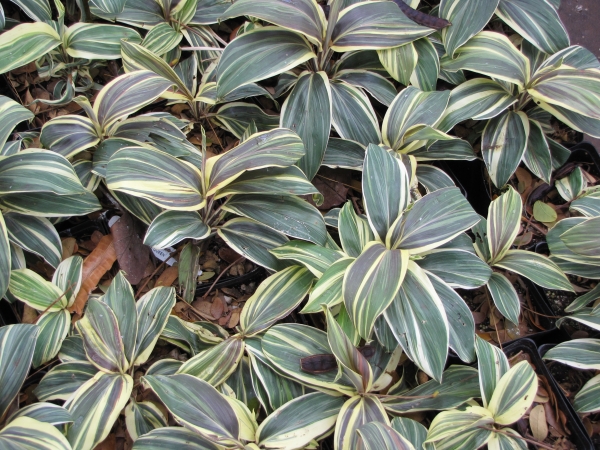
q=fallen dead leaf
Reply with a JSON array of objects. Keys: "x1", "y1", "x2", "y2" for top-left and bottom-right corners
[
  {"x1": 155, "y1": 266, "x2": 178, "y2": 287},
  {"x1": 69, "y1": 234, "x2": 117, "y2": 315},
  {"x1": 61, "y1": 237, "x2": 78, "y2": 260},
  {"x1": 530, "y1": 404, "x2": 549, "y2": 441},
  {"x1": 110, "y1": 212, "x2": 150, "y2": 285}
]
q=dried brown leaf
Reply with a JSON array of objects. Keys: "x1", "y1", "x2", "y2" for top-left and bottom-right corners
[
  {"x1": 61, "y1": 237, "x2": 78, "y2": 260},
  {"x1": 530, "y1": 404, "x2": 549, "y2": 441},
  {"x1": 110, "y1": 212, "x2": 150, "y2": 285},
  {"x1": 69, "y1": 234, "x2": 117, "y2": 315},
  {"x1": 155, "y1": 266, "x2": 179, "y2": 287}
]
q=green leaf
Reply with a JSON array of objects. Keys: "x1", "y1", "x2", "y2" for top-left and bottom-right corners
[
  {"x1": 4, "y1": 213, "x2": 61, "y2": 268},
  {"x1": 437, "y1": 79, "x2": 516, "y2": 133},
  {"x1": 441, "y1": 31, "x2": 529, "y2": 89},
  {"x1": 9, "y1": 268, "x2": 65, "y2": 311},
  {"x1": 383, "y1": 365, "x2": 480, "y2": 413},
  {"x1": 382, "y1": 87, "x2": 450, "y2": 151},
  {"x1": 335, "y1": 69, "x2": 397, "y2": 106},
  {"x1": 143, "y1": 374, "x2": 243, "y2": 446},
  {"x1": 213, "y1": 102, "x2": 280, "y2": 139},
  {"x1": 487, "y1": 186, "x2": 522, "y2": 263},
  {"x1": 387, "y1": 187, "x2": 480, "y2": 254},
  {"x1": 303, "y1": 257, "x2": 354, "y2": 313},
  {"x1": 220, "y1": 0, "x2": 325, "y2": 49},
  {"x1": 41, "y1": 115, "x2": 100, "y2": 159},
  {"x1": 475, "y1": 336, "x2": 510, "y2": 408},
  {"x1": 107, "y1": 146, "x2": 204, "y2": 211},
  {"x1": 523, "y1": 119, "x2": 552, "y2": 183},
  {"x1": 262, "y1": 323, "x2": 356, "y2": 396},
  {"x1": 344, "y1": 242, "x2": 408, "y2": 340},
  {"x1": 223, "y1": 194, "x2": 327, "y2": 245},
  {"x1": 362, "y1": 144, "x2": 410, "y2": 241},
  {"x1": 179, "y1": 242, "x2": 201, "y2": 304},
  {"x1": 358, "y1": 421, "x2": 415, "y2": 450},
  {"x1": 418, "y1": 249, "x2": 491, "y2": 288},
  {"x1": 125, "y1": 400, "x2": 167, "y2": 441},
  {"x1": 557, "y1": 309, "x2": 600, "y2": 332},
  {"x1": 574, "y1": 374, "x2": 600, "y2": 413},
  {"x1": 33, "y1": 362, "x2": 97, "y2": 401},
  {"x1": 391, "y1": 418, "x2": 427, "y2": 450},
  {"x1": 141, "y1": 23, "x2": 182, "y2": 56},
  {"x1": 560, "y1": 216, "x2": 600, "y2": 258},
  {"x1": 270, "y1": 242, "x2": 342, "y2": 277},
  {"x1": 76, "y1": 298, "x2": 129, "y2": 373},
  {"x1": 257, "y1": 392, "x2": 344, "y2": 449},
  {"x1": 331, "y1": 1, "x2": 433, "y2": 51},
  {"x1": 33, "y1": 310, "x2": 70, "y2": 368},
  {"x1": 543, "y1": 339, "x2": 600, "y2": 370},
  {"x1": 9, "y1": 0, "x2": 52, "y2": 21},
  {"x1": 411, "y1": 37, "x2": 440, "y2": 92},
  {"x1": 65, "y1": 23, "x2": 141, "y2": 60},
  {"x1": 66, "y1": 372, "x2": 133, "y2": 450},
  {"x1": 218, "y1": 218, "x2": 289, "y2": 271},
  {"x1": 280, "y1": 71, "x2": 331, "y2": 180},
  {"x1": 131, "y1": 427, "x2": 220, "y2": 450},
  {"x1": 482, "y1": 110, "x2": 529, "y2": 188},
  {"x1": 330, "y1": 81, "x2": 381, "y2": 146},
  {"x1": 384, "y1": 261, "x2": 449, "y2": 380},
  {"x1": 494, "y1": 249, "x2": 572, "y2": 291},
  {"x1": 241, "y1": 265, "x2": 314, "y2": 336},
  {"x1": 0, "y1": 416, "x2": 71, "y2": 450},
  {"x1": 377, "y1": 43, "x2": 417, "y2": 86},
  {"x1": 0, "y1": 96, "x2": 33, "y2": 149},
  {"x1": 439, "y1": 0, "x2": 500, "y2": 57},
  {"x1": 0, "y1": 22, "x2": 61, "y2": 75},
  {"x1": 133, "y1": 286, "x2": 175, "y2": 366},
  {"x1": 334, "y1": 395, "x2": 389, "y2": 450},
  {"x1": 94, "y1": 71, "x2": 173, "y2": 132},
  {"x1": 428, "y1": 274, "x2": 476, "y2": 363},
  {"x1": 89, "y1": 0, "x2": 126, "y2": 15},
  {"x1": 487, "y1": 272, "x2": 520, "y2": 325},
  {"x1": 0, "y1": 324, "x2": 39, "y2": 420},
  {"x1": 0, "y1": 212, "x2": 9, "y2": 298},
  {"x1": 7, "y1": 402, "x2": 72, "y2": 426},
  {"x1": 144, "y1": 211, "x2": 209, "y2": 249},
  {"x1": 177, "y1": 338, "x2": 245, "y2": 386},
  {"x1": 537, "y1": 100, "x2": 600, "y2": 139},
  {"x1": 488, "y1": 360, "x2": 538, "y2": 425},
  {"x1": 496, "y1": 0, "x2": 569, "y2": 54},
  {"x1": 556, "y1": 167, "x2": 586, "y2": 202},
  {"x1": 338, "y1": 201, "x2": 374, "y2": 257},
  {"x1": 426, "y1": 406, "x2": 494, "y2": 443},
  {"x1": 206, "y1": 128, "x2": 305, "y2": 196},
  {"x1": 216, "y1": 28, "x2": 315, "y2": 100}
]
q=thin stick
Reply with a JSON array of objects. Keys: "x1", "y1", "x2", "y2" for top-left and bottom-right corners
[
  {"x1": 202, "y1": 256, "x2": 245, "y2": 299},
  {"x1": 477, "y1": 426, "x2": 555, "y2": 450}
]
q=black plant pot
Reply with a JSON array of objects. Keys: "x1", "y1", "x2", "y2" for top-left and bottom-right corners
[
  {"x1": 442, "y1": 158, "x2": 491, "y2": 216},
  {"x1": 503, "y1": 339, "x2": 593, "y2": 450},
  {"x1": 567, "y1": 142, "x2": 600, "y2": 176},
  {"x1": 195, "y1": 266, "x2": 266, "y2": 296},
  {"x1": 55, "y1": 216, "x2": 110, "y2": 240},
  {"x1": 0, "y1": 299, "x2": 17, "y2": 326}
]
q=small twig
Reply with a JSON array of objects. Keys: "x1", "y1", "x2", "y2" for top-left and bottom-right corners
[
  {"x1": 477, "y1": 426, "x2": 555, "y2": 450},
  {"x1": 202, "y1": 256, "x2": 245, "y2": 299},
  {"x1": 521, "y1": 305, "x2": 561, "y2": 319},
  {"x1": 521, "y1": 216, "x2": 547, "y2": 235},
  {"x1": 34, "y1": 282, "x2": 76, "y2": 323}
]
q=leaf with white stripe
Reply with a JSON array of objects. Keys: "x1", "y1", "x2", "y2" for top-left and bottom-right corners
[
  {"x1": 270, "y1": 242, "x2": 342, "y2": 277},
  {"x1": 482, "y1": 110, "x2": 529, "y2": 188},
  {"x1": 0, "y1": 96, "x2": 33, "y2": 149},
  {"x1": 132, "y1": 427, "x2": 220, "y2": 449},
  {"x1": 391, "y1": 418, "x2": 427, "y2": 450},
  {"x1": 335, "y1": 69, "x2": 397, "y2": 106},
  {"x1": 487, "y1": 272, "x2": 520, "y2": 325},
  {"x1": 338, "y1": 202, "x2": 374, "y2": 257},
  {"x1": 281, "y1": 71, "x2": 331, "y2": 180},
  {"x1": 494, "y1": 250, "x2": 573, "y2": 291},
  {"x1": 496, "y1": 0, "x2": 569, "y2": 54},
  {"x1": 377, "y1": 43, "x2": 417, "y2": 86},
  {"x1": 32, "y1": 310, "x2": 70, "y2": 368},
  {"x1": 144, "y1": 211, "x2": 209, "y2": 249},
  {"x1": 7, "y1": 402, "x2": 72, "y2": 426},
  {"x1": 475, "y1": 336, "x2": 509, "y2": 407},
  {"x1": 4, "y1": 213, "x2": 61, "y2": 268},
  {"x1": 343, "y1": 242, "x2": 408, "y2": 340},
  {"x1": 439, "y1": 0, "x2": 500, "y2": 57},
  {"x1": 331, "y1": 1, "x2": 433, "y2": 52},
  {"x1": 240, "y1": 265, "x2": 314, "y2": 336},
  {"x1": 537, "y1": 100, "x2": 600, "y2": 139},
  {"x1": 33, "y1": 362, "x2": 97, "y2": 402},
  {"x1": 65, "y1": 23, "x2": 141, "y2": 60},
  {"x1": 418, "y1": 248, "x2": 491, "y2": 288},
  {"x1": 107, "y1": 146, "x2": 205, "y2": 211},
  {"x1": 141, "y1": 23, "x2": 182, "y2": 56},
  {"x1": 522, "y1": 119, "x2": 552, "y2": 183},
  {"x1": 0, "y1": 212, "x2": 8, "y2": 298},
  {"x1": 358, "y1": 422, "x2": 415, "y2": 450},
  {"x1": 559, "y1": 216, "x2": 600, "y2": 258},
  {"x1": 487, "y1": 186, "x2": 521, "y2": 263},
  {"x1": 330, "y1": 81, "x2": 381, "y2": 146},
  {"x1": 387, "y1": 187, "x2": 479, "y2": 254},
  {"x1": 488, "y1": 360, "x2": 538, "y2": 425},
  {"x1": 362, "y1": 144, "x2": 410, "y2": 241},
  {"x1": 176, "y1": 338, "x2": 244, "y2": 386},
  {"x1": 41, "y1": 115, "x2": 100, "y2": 160},
  {"x1": 0, "y1": 417, "x2": 71, "y2": 450},
  {"x1": 441, "y1": 31, "x2": 529, "y2": 89},
  {"x1": 411, "y1": 37, "x2": 440, "y2": 91},
  {"x1": 384, "y1": 261, "x2": 449, "y2": 380},
  {"x1": 335, "y1": 395, "x2": 389, "y2": 450},
  {"x1": 574, "y1": 374, "x2": 600, "y2": 413},
  {"x1": 8, "y1": 268, "x2": 65, "y2": 311},
  {"x1": 213, "y1": 103, "x2": 280, "y2": 139},
  {"x1": 216, "y1": 28, "x2": 315, "y2": 101},
  {"x1": 303, "y1": 257, "x2": 354, "y2": 313},
  {"x1": 66, "y1": 372, "x2": 133, "y2": 450},
  {"x1": 543, "y1": 339, "x2": 600, "y2": 370},
  {"x1": 0, "y1": 23, "x2": 61, "y2": 75},
  {"x1": 437, "y1": 79, "x2": 516, "y2": 133},
  {"x1": 125, "y1": 400, "x2": 167, "y2": 441}
]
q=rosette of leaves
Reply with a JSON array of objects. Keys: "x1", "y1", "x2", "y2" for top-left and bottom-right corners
[
  {"x1": 271, "y1": 143, "x2": 484, "y2": 379},
  {"x1": 0, "y1": 0, "x2": 144, "y2": 99},
  {"x1": 0, "y1": 323, "x2": 73, "y2": 449},
  {"x1": 32, "y1": 272, "x2": 175, "y2": 450},
  {"x1": 105, "y1": 124, "x2": 329, "y2": 301},
  {"x1": 554, "y1": 167, "x2": 600, "y2": 218},
  {"x1": 7, "y1": 256, "x2": 83, "y2": 368},
  {"x1": 426, "y1": 337, "x2": 538, "y2": 449},
  {"x1": 543, "y1": 338, "x2": 600, "y2": 414},
  {"x1": 472, "y1": 186, "x2": 573, "y2": 325},
  {"x1": 216, "y1": 0, "x2": 438, "y2": 180},
  {"x1": 0, "y1": 96, "x2": 100, "y2": 300}
]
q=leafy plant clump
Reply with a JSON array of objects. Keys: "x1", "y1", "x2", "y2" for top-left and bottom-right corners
[{"x1": 1, "y1": 0, "x2": 600, "y2": 448}]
